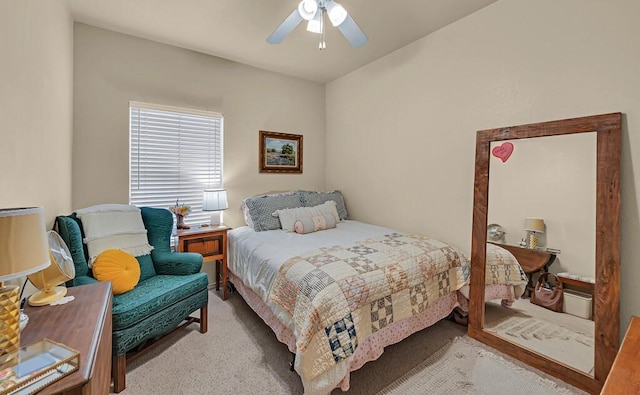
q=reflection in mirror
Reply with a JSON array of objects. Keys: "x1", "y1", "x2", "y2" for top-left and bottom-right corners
[
  {"x1": 468, "y1": 113, "x2": 621, "y2": 395},
  {"x1": 484, "y1": 133, "x2": 596, "y2": 376}
]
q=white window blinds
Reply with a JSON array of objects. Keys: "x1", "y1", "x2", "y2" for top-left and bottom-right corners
[{"x1": 129, "y1": 102, "x2": 223, "y2": 227}]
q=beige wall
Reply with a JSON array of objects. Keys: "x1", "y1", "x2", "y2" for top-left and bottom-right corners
[
  {"x1": 9, "y1": 0, "x2": 638, "y2": 329},
  {"x1": 0, "y1": 0, "x2": 73, "y2": 226},
  {"x1": 488, "y1": 133, "x2": 596, "y2": 277},
  {"x1": 73, "y1": 24, "x2": 326, "y2": 229},
  {"x1": 326, "y1": 0, "x2": 640, "y2": 330}
]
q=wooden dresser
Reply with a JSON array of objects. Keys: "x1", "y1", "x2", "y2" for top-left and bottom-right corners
[
  {"x1": 21, "y1": 282, "x2": 112, "y2": 394},
  {"x1": 601, "y1": 316, "x2": 640, "y2": 394}
]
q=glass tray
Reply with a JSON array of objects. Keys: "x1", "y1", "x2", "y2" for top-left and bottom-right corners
[{"x1": 0, "y1": 339, "x2": 80, "y2": 395}]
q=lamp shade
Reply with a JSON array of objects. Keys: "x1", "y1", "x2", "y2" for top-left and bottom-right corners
[
  {"x1": 307, "y1": 12, "x2": 323, "y2": 34},
  {"x1": 298, "y1": 0, "x2": 318, "y2": 21},
  {"x1": 524, "y1": 217, "x2": 545, "y2": 233},
  {"x1": 326, "y1": 0, "x2": 348, "y2": 26},
  {"x1": 203, "y1": 189, "x2": 229, "y2": 212},
  {"x1": 0, "y1": 207, "x2": 50, "y2": 281}
]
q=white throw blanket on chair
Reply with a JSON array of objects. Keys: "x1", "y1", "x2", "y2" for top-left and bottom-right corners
[{"x1": 76, "y1": 204, "x2": 154, "y2": 267}]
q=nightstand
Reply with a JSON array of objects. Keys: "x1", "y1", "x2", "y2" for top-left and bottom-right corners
[{"x1": 177, "y1": 225, "x2": 231, "y2": 300}]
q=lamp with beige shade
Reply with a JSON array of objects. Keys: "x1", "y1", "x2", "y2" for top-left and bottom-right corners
[
  {"x1": 203, "y1": 189, "x2": 228, "y2": 226},
  {"x1": 0, "y1": 207, "x2": 50, "y2": 368},
  {"x1": 524, "y1": 217, "x2": 545, "y2": 249}
]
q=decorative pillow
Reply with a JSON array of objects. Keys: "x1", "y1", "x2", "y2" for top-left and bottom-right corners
[
  {"x1": 240, "y1": 199, "x2": 254, "y2": 228},
  {"x1": 75, "y1": 204, "x2": 154, "y2": 267},
  {"x1": 294, "y1": 214, "x2": 338, "y2": 234},
  {"x1": 92, "y1": 249, "x2": 141, "y2": 295},
  {"x1": 135, "y1": 254, "x2": 157, "y2": 282},
  {"x1": 243, "y1": 192, "x2": 304, "y2": 231},
  {"x1": 241, "y1": 191, "x2": 300, "y2": 228},
  {"x1": 299, "y1": 190, "x2": 348, "y2": 220},
  {"x1": 273, "y1": 201, "x2": 340, "y2": 232}
]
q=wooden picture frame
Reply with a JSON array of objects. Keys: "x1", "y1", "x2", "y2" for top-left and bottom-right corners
[{"x1": 259, "y1": 130, "x2": 303, "y2": 173}]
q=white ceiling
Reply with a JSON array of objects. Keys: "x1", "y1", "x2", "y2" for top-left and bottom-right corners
[{"x1": 65, "y1": 0, "x2": 497, "y2": 83}]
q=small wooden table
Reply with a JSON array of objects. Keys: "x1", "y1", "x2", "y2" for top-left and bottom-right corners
[
  {"x1": 601, "y1": 316, "x2": 640, "y2": 394},
  {"x1": 177, "y1": 225, "x2": 231, "y2": 300},
  {"x1": 21, "y1": 282, "x2": 112, "y2": 394},
  {"x1": 490, "y1": 243, "x2": 557, "y2": 297}
]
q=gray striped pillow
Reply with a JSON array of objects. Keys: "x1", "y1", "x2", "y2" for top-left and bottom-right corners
[
  {"x1": 299, "y1": 190, "x2": 348, "y2": 220},
  {"x1": 244, "y1": 193, "x2": 303, "y2": 231}
]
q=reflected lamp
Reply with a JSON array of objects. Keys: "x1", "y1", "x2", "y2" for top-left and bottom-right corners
[
  {"x1": 524, "y1": 217, "x2": 545, "y2": 249},
  {"x1": 0, "y1": 207, "x2": 50, "y2": 367},
  {"x1": 203, "y1": 189, "x2": 229, "y2": 226}
]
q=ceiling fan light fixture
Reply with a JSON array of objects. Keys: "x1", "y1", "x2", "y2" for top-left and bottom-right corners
[
  {"x1": 307, "y1": 12, "x2": 322, "y2": 34},
  {"x1": 268, "y1": 0, "x2": 367, "y2": 48},
  {"x1": 298, "y1": 0, "x2": 318, "y2": 21},
  {"x1": 326, "y1": 1, "x2": 348, "y2": 27}
]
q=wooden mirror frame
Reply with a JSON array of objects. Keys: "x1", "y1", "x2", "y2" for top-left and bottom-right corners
[{"x1": 468, "y1": 113, "x2": 621, "y2": 394}]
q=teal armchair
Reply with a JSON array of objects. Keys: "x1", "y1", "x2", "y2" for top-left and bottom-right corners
[{"x1": 56, "y1": 207, "x2": 208, "y2": 393}]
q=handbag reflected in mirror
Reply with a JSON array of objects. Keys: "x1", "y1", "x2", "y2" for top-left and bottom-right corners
[{"x1": 530, "y1": 272, "x2": 564, "y2": 313}]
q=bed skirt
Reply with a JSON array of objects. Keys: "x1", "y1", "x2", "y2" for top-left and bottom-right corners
[
  {"x1": 456, "y1": 283, "x2": 518, "y2": 312},
  {"x1": 228, "y1": 271, "x2": 461, "y2": 392}
]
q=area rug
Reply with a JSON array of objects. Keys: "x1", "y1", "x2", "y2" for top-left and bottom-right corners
[
  {"x1": 377, "y1": 337, "x2": 584, "y2": 395},
  {"x1": 485, "y1": 315, "x2": 594, "y2": 375}
]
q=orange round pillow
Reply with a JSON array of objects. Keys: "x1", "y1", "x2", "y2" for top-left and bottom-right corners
[{"x1": 92, "y1": 249, "x2": 141, "y2": 295}]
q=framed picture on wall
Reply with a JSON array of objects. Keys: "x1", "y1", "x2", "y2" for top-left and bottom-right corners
[{"x1": 259, "y1": 130, "x2": 303, "y2": 173}]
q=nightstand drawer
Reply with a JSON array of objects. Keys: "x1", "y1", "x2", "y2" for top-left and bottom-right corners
[{"x1": 182, "y1": 234, "x2": 223, "y2": 258}]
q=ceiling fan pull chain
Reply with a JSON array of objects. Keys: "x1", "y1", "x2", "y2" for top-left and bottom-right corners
[{"x1": 319, "y1": 8, "x2": 326, "y2": 50}]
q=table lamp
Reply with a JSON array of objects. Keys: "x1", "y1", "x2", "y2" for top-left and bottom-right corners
[
  {"x1": 202, "y1": 189, "x2": 228, "y2": 226},
  {"x1": 0, "y1": 207, "x2": 50, "y2": 367},
  {"x1": 524, "y1": 217, "x2": 545, "y2": 249}
]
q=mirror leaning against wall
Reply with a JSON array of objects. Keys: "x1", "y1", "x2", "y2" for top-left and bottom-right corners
[{"x1": 468, "y1": 113, "x2": 621, "y2": 395}]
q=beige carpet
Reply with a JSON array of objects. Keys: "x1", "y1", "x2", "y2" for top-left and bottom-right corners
[{"x1": 117, "y1": 290, "x2": 584, "y2": 394}]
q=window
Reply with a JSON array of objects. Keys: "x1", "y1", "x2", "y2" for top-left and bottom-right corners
[{"x1": 129, "y1": 102, "x2": 223, "y2": 227}]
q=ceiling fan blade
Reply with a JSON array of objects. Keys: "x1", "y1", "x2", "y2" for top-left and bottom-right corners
[
  {"x1": 267, "y1": 9, "x2": 304, "y2": 44},
  {"x1": 337, "y1": 14, "x2": 368, "y2": 48}
]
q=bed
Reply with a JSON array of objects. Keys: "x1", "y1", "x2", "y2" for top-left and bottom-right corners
[
  {"x1": 458, "y1": 242, "x2": 528, "y2": 309},
  {"x1": 228, "y1": 191, "x2": 527, "y2": 395}
]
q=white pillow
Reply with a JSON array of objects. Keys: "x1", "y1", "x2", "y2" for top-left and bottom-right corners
[
  {"x1": 76, "y1": 204, "x2": 154, "y2": 267},
  {"x1": 294, "y1": 214, "x2": 337, "y2": 234},
  {"x1": 272, "y1": 201, "x2": 340, "y2": 232}
]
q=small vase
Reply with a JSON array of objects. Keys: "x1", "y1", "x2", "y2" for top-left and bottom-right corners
[{"x1": 176, "y1": 214, "x2": 190, "y2": 229}]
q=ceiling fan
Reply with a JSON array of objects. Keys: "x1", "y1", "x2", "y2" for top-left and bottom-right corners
[{"x1": 267, "y1": 0, "x2": 368, "y2": 49}]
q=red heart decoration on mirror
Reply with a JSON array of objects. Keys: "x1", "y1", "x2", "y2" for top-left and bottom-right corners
[{"x1": 492, "y1": 142, "x2": 514, "y2": 163}]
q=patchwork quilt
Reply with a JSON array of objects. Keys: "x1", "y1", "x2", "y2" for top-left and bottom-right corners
[
  {"x1": 485, "y1": 243, "x2": 528, "y2": 298},
  {"x1": 269, "y1": 232, "x2": 470, "y2": 394}
]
